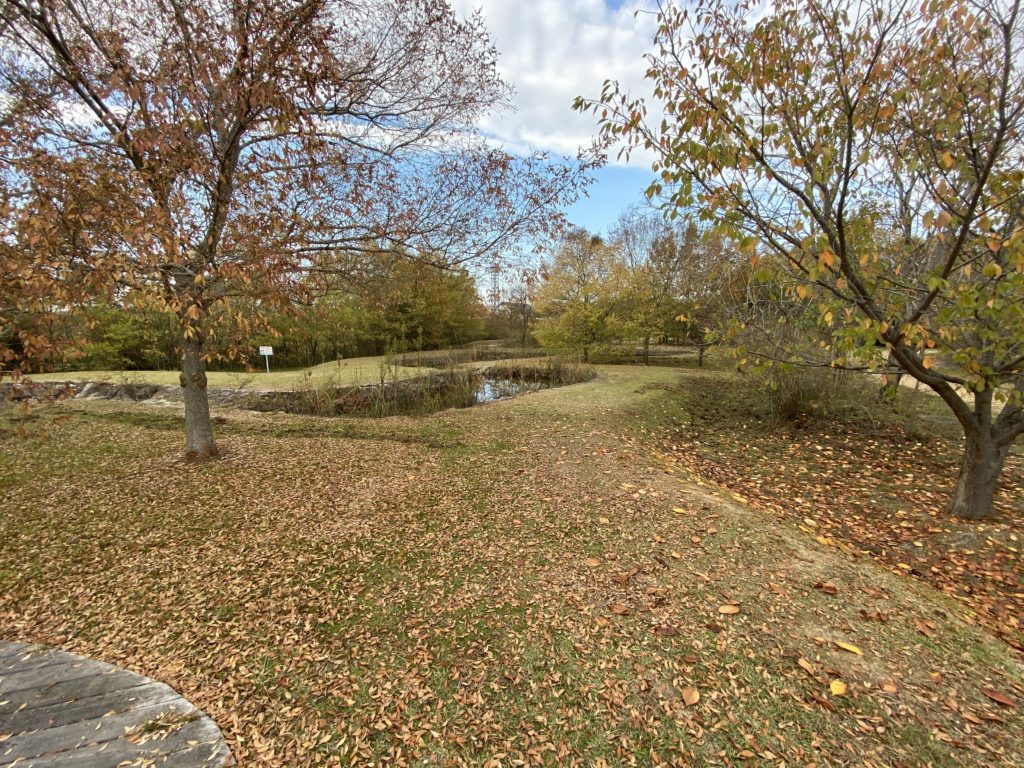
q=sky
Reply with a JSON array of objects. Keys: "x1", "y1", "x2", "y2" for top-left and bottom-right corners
[{"x1": 448, "y1": 0, "x2": 662, "y2": 236}]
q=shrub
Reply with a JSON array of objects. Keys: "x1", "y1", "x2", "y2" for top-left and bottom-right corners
[{"x1": 759, "y1": 364, "x2": 851, "y2": 421}]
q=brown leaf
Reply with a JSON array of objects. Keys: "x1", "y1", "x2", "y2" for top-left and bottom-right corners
[
  {"x1": 980, "y1": 687, "x2": 1017, "y2": 707},
  {"x1": 813, "y1": 581, "x2": 838, "y2": 595},
  {"x1": 914, "y1": 618, "x2": 935, "y2": 637},
  {"x1": 809, "y1": 692, "x2": 836, "y2": 711},
  {"x1": 797, "y1": 657, "x2": 815, "y2": 675},
  {"x1": 718, "y1": 603, "x2": 740, "y2": 615},
  {"x1": 681, "y1": 686, "x2": 700, "y2": 706},
  {"x1": 653, "y1": 624, "x2": 678, "y2": 637},
  {"x1": 859, "y1": 608, "x2": 889, "y2": 623},
  {"x1": 583, "y1": 557, "x2": 602, "y2": 568},
  {"x1": 613, "y1": 567, "x2": 639, "y2": 587},
  {"x1": 608, "y1": 603, "x2": 631, "y2": 616}
]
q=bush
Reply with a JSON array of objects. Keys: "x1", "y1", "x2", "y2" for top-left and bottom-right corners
[{"x1": 759, "y1": 364, "x2": 851, "y2": 421}]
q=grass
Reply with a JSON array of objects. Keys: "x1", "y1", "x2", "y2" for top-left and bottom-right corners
[
  {"x1": 657, "y1": 367, "x2": 1024, "y2": 649},
  {"x1": 1, "y1": 364, "x2": 1022, "y2": 767},
  {"x1": 27, "y1": 355, "x2": 432, "y2": 390}
]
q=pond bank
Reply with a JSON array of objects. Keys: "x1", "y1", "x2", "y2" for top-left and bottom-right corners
[{"x1": 3, "y1": 363, "x2": 595, "y2": 417}]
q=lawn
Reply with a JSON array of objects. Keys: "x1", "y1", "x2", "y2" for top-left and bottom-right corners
[
  {"x1": 1, "y1": 364, "x2": 1021, "y2": 767},
  {"x1": 657, "y1": 368, "x2": 1024, "y2": 651},
  {"x1": 28, "y1": 356, "x2": 432, "y2": 390}
]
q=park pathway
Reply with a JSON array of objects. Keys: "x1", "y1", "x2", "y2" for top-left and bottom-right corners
[{"x1": 0, "y1": 641, "x2": 233, "y2": 767}]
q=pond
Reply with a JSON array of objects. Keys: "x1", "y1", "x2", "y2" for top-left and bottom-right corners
[
  {"x1": 245, "y1": 366, "x2": 594, "y2": 417},
  {"x1": 26, "y1": 364, "x2": 596, "y2": 418},
  {"x1": 473, "y1": 375, "x2": 551, "y2": 404}
]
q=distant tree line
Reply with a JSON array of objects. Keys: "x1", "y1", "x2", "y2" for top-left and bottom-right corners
[
  {"x1": 6, "y1": 258, "x2": 489, "y2": 372},
  {"x1": 531, "y1": 209, "x2": 747, "y2": 363}
]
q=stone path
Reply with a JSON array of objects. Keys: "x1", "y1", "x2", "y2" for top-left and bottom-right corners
[{"x1": 0, "y1": 641, "x2": 233, "y2": 767}]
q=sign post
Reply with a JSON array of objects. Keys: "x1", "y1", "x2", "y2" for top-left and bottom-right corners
[{"x1": 259, "y1": 345, "x2": 273, "y2": 374}]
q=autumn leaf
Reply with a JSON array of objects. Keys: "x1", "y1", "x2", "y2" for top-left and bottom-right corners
[
  {"x1": 718, "y1": 604, "x2": 741, "y2": 615},
  {"x1": 980, "y1": 688, "x2": 1017, "y2": 708},
  {"x1": 608, "y1": 603, "x2": 631, "y2": 616},
  {"x1": 583, "y1": 557, "x2": 602, "y2": 568},
  {"x1": 834, "y1": 641, "x2": 863, "y2": 656},
  {"x1": 681, "y1": 686, "x2": 700, "y2": 706},
  {"x1": 829, "y1": 680, "x2": 848, "y2": 696},
  {"x1": 813, "y1": 581, "x2": 838, "y2": 595}
]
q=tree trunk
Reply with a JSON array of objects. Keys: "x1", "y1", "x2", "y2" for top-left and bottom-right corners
[
  {"x1": 180, "y1": 335, "x2": 218, "y2": 459},
  {"x1": 949, "y1": 425, "x2": 1009, "y2": 520},
  {"x1": 698, "y1": 345, "x2": 706, "y2": 367},
  {"x1": 643, "y1": 335, "x2": 651, "y2": 365}
]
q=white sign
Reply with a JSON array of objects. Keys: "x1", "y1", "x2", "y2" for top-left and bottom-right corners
[{"x1": 259, "y1": 346, "x2": 274, "y2": 356}]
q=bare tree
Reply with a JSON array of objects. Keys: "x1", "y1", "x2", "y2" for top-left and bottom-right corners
[{"x1": 1, "y1": 0, "x2": 591, "y2": 456}]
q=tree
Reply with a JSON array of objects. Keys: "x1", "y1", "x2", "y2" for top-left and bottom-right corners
[
  {"x1": 610, "y1": 207, "x2": 747, "y2": 366},
  {"x1": 1, "y1": 0, "x2": 590, "y2": 457},
  {"x1": 579, "y1": 0, "x2": 1024, "y2": 519},
  {"x1": 533, "y1": 230, "x2": 628, "y2": 361},
  {"x1": 671, "y1": 225, "x2": 747, "y2": 367},
  {"x1": 611, "y1": 207, "x2": 685, "y2": 363}
]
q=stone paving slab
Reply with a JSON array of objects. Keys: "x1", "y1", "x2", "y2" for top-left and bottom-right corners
[{"x1": 0, "y1": 642, "x2": 234, "y2": 767}]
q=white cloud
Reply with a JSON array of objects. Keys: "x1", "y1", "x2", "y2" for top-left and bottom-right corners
[{"x1": 450, "y1": 0, "x2": 660, "y2": 164}]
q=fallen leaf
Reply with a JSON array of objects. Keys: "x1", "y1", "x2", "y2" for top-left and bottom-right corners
[
  {"x1": 719, "y1": 604, "x2": 740, "y2": 615},
  {"x1": 914, "y1": 618, "x2": 936, "y2": 637},
  {"x1": 608, "y1": 603, "x2": 631, "y2": 616},
  {"x1": 830, "y1": 680, "x2": 848, "y2": 696},
  {"x1": 681, "y1": 686, "x2": 700, "y2": 706},
  {"x1": 859, "y1": 608, "x2": 889, "y2": 623},
  {"x1": 814, "y1": 581, "x2": 838, "y2": 595},
  {"x1": 653, "y1": 624, "x2": 679, "y2": 637},
  {"x1": 583, "y1": 557, "x2": 602, "y2": 568},
  {"x1": 797, "y1": 657, "x2": 815, "y2": 675},
  {"x1": 834, "y1": 641, "x2": 863, "y2": 656},
  {"x1": 613, "y1": 568, "x2": 639, "y2": 587},
  {"x1": 980, "y1": 687, "x2": 1017, "y2": 707}
]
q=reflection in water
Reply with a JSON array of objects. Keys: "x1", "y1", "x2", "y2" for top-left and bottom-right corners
[{"x1": 473, "y1": 376, "x2": 548, "y2": 404}]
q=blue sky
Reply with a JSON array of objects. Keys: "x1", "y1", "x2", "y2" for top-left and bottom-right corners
[
  {"x1": 450, "y1": 0, "x2": 662, "y2": 237},
  {"x1": 565, "y1": 165, "x2": 657, "y2": 234}
]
